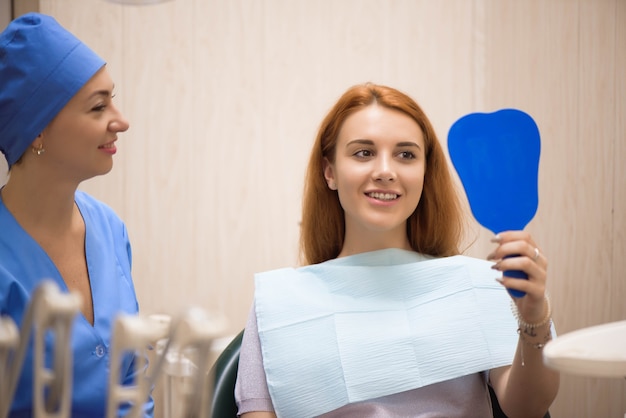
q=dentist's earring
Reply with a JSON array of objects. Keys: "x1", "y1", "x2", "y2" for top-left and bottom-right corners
[
  {"x1": 328, "y1": 181, "x2": 337, "y2": 190},
  {"x1": 32, "y1": 143, "x2": 45, "y2": 156}
]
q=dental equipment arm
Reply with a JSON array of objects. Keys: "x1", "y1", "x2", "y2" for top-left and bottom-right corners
[
  {"x1": 106, "y1": 308, "x2": 226, "y2": 418},
  {"x1": 33, "y1": 282, "x2": 82, "y2": 418},
  {"x1": 162, "y1": 308, "x2": 226, "y2": 418},
  {"x1": 0, "y1": 280, "x2": 81, "y2": 418},
  {"x1": 0, "y1": 316, "x2": 19, "y2": 416},
  {"x1": 106, "y1": 314, "x2": 170, "y2": 418}
]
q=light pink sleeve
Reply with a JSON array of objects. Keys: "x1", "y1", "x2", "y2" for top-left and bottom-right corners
[{"x1": 234, "y1": 304, "x2": 275, "y2": 416}]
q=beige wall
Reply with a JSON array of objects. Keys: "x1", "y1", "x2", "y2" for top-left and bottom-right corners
[
  {"x1": 1, "y1": 0, "x2": 11, "y2": 28},
  {"x1": 4, "y1": 0, "x2": 625, "y2": 416}
]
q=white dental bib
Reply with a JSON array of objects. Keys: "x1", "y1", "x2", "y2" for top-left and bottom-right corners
[{"x1": 254, "y1": 249, "x2": 521, "y2": 417}]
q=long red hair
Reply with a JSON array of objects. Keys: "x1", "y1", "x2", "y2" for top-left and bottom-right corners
[{"x1": 299, "y1": 83, "x2": 465, "y2": 265}]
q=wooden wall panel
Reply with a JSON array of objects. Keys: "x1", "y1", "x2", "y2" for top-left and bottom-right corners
[
  {"x1": 609, "y1": 0, "x2": 626, "y2": 414},
  {"x1": 10, "y1": 0, "x2": 38, "y2": 18},
  {"x1": 481, "y1": 0, "x2": 626, "y2": 416},
  {"x1": 580, "y1": 0, "x2": 623, "y2": 415},
  {"x1": 0, "y1": 0, "x2": 10, "y2": 34},
  {"x1": 565, "y1": 0, "x2": 625, "y2": 415},
  {"x1": 575, "y1": 0, "x2": 615, "y2": 329},
  {"x1": 613, "y1": 0, "x2": 626, "y2": 326},
  {"x1": 120, "y1": 1, "x2": 199, "y2": 318}
]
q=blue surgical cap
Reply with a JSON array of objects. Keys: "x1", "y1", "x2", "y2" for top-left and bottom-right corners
[{"x1": 0, "y1": 13, "x2": 105, "y2": 166}]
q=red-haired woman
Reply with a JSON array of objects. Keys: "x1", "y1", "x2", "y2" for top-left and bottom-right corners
[{"x1": 235, "y1": 83, "x2": 559, "y2": 418}]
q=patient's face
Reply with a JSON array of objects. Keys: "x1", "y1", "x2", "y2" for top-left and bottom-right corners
[{"x1": 324, "y1": 104, "x2": 426, "y2": 244}]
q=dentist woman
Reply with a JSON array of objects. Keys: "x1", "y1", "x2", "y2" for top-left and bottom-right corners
[{"x1": 0, "y1": 13, "x2": 153, "y2": 417}]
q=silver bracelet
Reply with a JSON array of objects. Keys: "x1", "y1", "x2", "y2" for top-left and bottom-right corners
[
  {"x1": 510, "y1": 293, "x2": 552, "y2": 330},
  {"x1": 517, "y1": 324, "x2": 552, "y2": 349}
]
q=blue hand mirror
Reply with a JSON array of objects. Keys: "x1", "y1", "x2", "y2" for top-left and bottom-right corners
[{"x1": 447, "y1": 109, "x2": 541, "y2": 298}]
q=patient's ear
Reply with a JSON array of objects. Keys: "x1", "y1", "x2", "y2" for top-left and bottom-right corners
[{"x1": 323, "y1": 158, "x2": 337, "y2": 190}]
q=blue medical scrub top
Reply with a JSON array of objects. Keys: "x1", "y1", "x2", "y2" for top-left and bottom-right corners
[{"x1": 0, "y1": 190, "x2": 154, "y2": 417}]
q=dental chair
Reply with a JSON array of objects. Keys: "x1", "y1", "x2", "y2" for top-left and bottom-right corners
[
  {"x1": 208, "y1": 330, "x2": 550, "y2": 418},
  {"x1": 208, "y1": 331, "x2": 243, "y2": 418}
]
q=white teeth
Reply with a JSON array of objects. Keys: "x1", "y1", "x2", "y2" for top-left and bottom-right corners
[{"x1": 368, "y1": 192, "x2": 398, "y2": 201}]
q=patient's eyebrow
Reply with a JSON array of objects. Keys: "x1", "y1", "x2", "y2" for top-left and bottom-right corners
[{"x1": 396, "y1": 141, "x2": 422, "y2": 149}]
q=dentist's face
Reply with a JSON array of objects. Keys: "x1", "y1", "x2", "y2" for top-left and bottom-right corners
[{"x1": 37, "y1": 67, "x2": 129, "y2": 182}]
